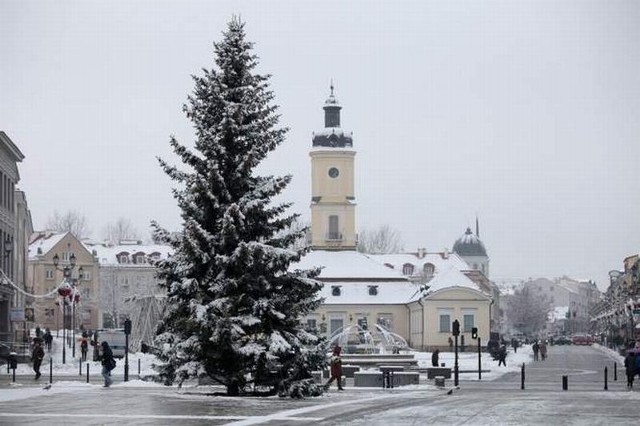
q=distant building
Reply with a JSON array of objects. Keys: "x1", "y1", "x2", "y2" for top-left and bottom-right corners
[
  {"x1": 85, "y1": 240, "x2": 171, "y2": 328},
  {"x1": 28, "y1": 232, "x2": 101, "y2": 331}
]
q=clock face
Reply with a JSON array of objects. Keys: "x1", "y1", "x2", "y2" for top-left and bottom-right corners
[{"x1": 328, "y1": 167, "x2": 340, "y2": 178}]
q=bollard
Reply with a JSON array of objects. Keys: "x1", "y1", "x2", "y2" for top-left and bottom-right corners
[
  {"x1": 521, "y1": 363, "x2": 525, "y2": 390},
  {"x1": 49, "y1": 357, "x2": 53, "y2": 384},
  {"x1": 138, "y1": 358, "x2": 141, "y2": 377},
  {"x1": 604, "y1": 366, "x2": 608, "y2": 390},
  {"x1": 614, "y1": 363, "x2": 617, "y2": 381},
  {"x1": 12, "y1": 367, "x2": 16, "y2": 383},
  {"x1": 79, "y1": 357, "x2": 82, "y2": 376},
  {"x1": 562, "y1": 375, "x2": 568, "y2": 391},
  {"x1": 86, "y1": 363, "x2": 90, "y2": 383}
]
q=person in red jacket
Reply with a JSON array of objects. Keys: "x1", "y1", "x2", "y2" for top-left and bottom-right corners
[{"x1": 325, "y1": 345, "x2": 344, "y2": 391}]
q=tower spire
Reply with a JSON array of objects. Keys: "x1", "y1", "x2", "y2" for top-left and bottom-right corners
[{"x1": 476, "y1": 215, "x2": 480, "y2": 238}]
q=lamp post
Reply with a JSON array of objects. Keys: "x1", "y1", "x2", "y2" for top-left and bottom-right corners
[{"x1": 52, "y1": 249, "x2": 82, "y2": 364}]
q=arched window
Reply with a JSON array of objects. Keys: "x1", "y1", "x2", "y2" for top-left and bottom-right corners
[
  {"x1": 402, "y1": 263, "x2": 414, "y2": 276},
  {"x1": 423, "y1": 263, "x2": 435, "y2": 279}
]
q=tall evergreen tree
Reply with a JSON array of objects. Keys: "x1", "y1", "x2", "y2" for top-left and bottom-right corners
[{"x1": 152, "y1": 17, "x2": 325, "y2": 397}]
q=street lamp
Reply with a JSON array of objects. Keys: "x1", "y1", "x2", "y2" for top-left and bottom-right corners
[{"x1": 52, "y1": 248, "x2": 82, "y2": 364}]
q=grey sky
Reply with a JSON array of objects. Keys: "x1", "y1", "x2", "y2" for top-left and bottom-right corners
[{"x1": 2, "y1": 1, "x2": 639, "y2": 290}]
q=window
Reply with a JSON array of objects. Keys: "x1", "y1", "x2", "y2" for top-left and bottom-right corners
[
  {"x1": 118, "y1": 254, "x2": 129, "y2": 264},
  {"x1": 463, "y1": 314, "x2": 475, "y2": 332},
  {"x1": 45, "y1": 269, "x2": 54, "y2": 279},
  {"x1": 423, "y1": 263, "x2": 435, "y2": 279},
  {"x1": 331, "y1": 285, "x2": 341, "y2": 296},
  {"x1": 330, "y1": 318, "x2": 344, "y2": 336},
  {"x1": 402, "y1": 263, "x2": 415, "y2": 275},
  {"x1": 368, "y1": 285, "x2": 378, "y2": 296},
  {"x1": 81, "y1": 271, "x2": 92, "y2": 281},
  {"x1": 439, "y1": 314, "x2": 451, "y2": 332},
  {"x1": 135, "y1": 255, "x2": 145, "y2": 264},
  {"x1": 305, "y1": 318, "x2": 317, "y2": 332},
  {"x1": 328, "y1": 215, "x2": 340, "y2": 240}
]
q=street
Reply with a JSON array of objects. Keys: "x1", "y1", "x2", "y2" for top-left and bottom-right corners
[{"x1": 0, "y1": 344, "x2": 637, "y2": 425}]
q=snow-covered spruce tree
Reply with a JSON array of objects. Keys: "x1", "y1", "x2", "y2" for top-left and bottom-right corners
[{"x1": 151, "y1": 18, "x2": 325, "y2": 397}]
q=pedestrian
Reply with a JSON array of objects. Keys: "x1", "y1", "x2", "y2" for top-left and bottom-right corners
[
  {"x1": 497, "y1": 345, "x2": 507, "y2": 367},
  {"x1": 80, "y1": 333, "x2": 89, "y2": 362},
  {"x1": 624, "y1": 351, "x2": 635, "y2": 389},
  {"x1": 635, "y1": 351, "x2": 640, "y2": 381},
  {"x1": 431, "y1": 349, "x2": 440, "y2": 367},
  {"x1": 448, "y1": 337, "x2": 453, "y2": 349},
  {"x1": 532, "y1": 341, "x2": 539, "y2": 361},
  {"x1": 31, "y1": 339, "x2": 45, "y2": 379},
  {"x1": 101, "y1": 341, "x2": 116, "y2": 387},
  {"x1": 539, "y1": 341, "x2": 548, "y2": 361},
  {"x1": 43, "y1": 328, "x2": 53, "y2": 352},
  {"x1": 512, "y1": 338, "x2": 518, "y2": 353},
  {"x1": 324, "y1": 345, "x2": 344, "y2": 391}
]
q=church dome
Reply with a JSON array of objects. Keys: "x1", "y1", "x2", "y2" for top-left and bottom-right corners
[{"x1": 453, "y1": 227, "x2": 487, "y2": 257}]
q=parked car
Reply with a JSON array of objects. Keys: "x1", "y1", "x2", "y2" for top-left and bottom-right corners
[
  {"x1": 554, "y1": 336, "x2": 572, "y2": 345},
  {"x1": 571, "y1": 334, "x2": 594, "y2": 345}
]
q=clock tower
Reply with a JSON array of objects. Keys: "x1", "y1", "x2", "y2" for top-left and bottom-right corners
[{"x1": 310, "y1": 84, "x2": 357, "y2": 250}]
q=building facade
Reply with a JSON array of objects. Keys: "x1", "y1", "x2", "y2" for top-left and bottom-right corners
[
  {"x1": 28, "y1": 232, "x2": 101, "y2": 331},
  {"x1": 0, "y1": 131, "x2": 26, "y2": 348}
]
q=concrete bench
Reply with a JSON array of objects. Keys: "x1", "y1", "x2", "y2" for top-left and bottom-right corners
[
  {"x1": 354, "y1": 371, "x2": 419, "y2": 387},
  {"x1": 426, "y1": 367, "x2": 452, "y2": 379}
]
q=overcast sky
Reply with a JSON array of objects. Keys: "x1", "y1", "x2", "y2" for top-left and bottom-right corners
[{"x1": 2, "y1": 1, "x2": 639, "y2": 290}]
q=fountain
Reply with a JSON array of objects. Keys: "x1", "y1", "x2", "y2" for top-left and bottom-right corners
[{"x1": 328, "y1": 323, "x2": 410, "y2": 355}]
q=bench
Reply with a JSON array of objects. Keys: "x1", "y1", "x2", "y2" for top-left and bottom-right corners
[
  {"x1": 426, "y1": 367, "x2": 452, "y2": 379},
  {"x1": 353, "y1": 371, "x2": 419, "y2": 388}
]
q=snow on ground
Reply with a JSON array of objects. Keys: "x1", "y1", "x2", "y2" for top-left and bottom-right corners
[{"x1": 2, "y1": 331, "x2": 534, "y2": 402}]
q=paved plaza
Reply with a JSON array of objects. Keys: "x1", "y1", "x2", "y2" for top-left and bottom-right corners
[{"x1": 0, "y1": 345, "x2": 638, "y2": 425}]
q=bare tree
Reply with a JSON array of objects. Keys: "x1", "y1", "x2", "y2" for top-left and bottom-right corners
[
  {"x1": 505, "y1": 286, "x2": 552, "y2": 337},
  {"x1": 102, "y1": 217, "x2": 140, "y2": 244},
  {"x1": 46, "y1": 210, "x2": 90, "y2": 239},
  {"x1": 357, "y1": 224, "x2": 404, "y2": 254}
]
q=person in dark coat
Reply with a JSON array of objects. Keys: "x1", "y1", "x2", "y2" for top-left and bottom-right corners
[
  {"x1": 624, "y1": 352, "x2": 636, "y2": 389},
  {"x1": 43, "y1": 329, "x2": 53, "y2": 352},
  {"x1": 80, "y1": 331, "x2": 89, "y2": 362},
  {"x1": 325, "y1": 345, "x2": 344, "y2": 391},
  {"x1": 31, "y1": 339, "x2": 45, "y2": 379},
  {"x1": 497, "y1": 345, "x2": 507, "y2": 367},
  {"x1": 431, "y1": 349, "x2": 440, "y2": 367},
  {"x1": 532, "y1": 341, "x2": 539, "y2": 361},
  {"x1": 101, "y1": 341, "x2": 115, "y2": 387}
]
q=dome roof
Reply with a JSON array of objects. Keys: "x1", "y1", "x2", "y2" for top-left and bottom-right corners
[{"x1": 453, "y1": 227, "x2": 487, "y2": 257}]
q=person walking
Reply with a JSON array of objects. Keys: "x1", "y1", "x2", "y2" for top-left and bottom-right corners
[
  {"x1": 431, "y1": 349, "x2": 440, "y2": 367},
  {"x1": 101, "y1": 341, "x2": 116, "y2": 387},
  {"x1": 43, "y1": 328, "x2": 53, "y2": 352},
  {"x1": 324, "y1": 345, "x2": 344, "y2": 391},
  {"x1": 80, "y1": 331, "x2": 89, "y2": 362},
  {"x1": 539, "y1": 341, "x2": 548, "y2": 361},
  {"x1": 624, "y1": 351, "x2": 636, "y2": 389},
  {"x1": 532, "y1": 341, "x2": 539, "y2": 361},
  {"x1": 497, "y1": 345, "x2": 507, "y2": 367},
  {"x1": 31, "y1": 339, "x2": 45, "y2": 379}
]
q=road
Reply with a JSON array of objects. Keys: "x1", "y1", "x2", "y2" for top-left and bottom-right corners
[{"x1": 0, "y1": 344, "x2": 637, "y2": 425}]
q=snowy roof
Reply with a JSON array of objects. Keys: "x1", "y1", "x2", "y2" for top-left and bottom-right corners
[
  {"x1": 423, "y1": 266, "x2": 482, "y2": 294},
  {"x1": 313, "y1": 127, "x2": 352, "y2": 137},
  {"x1": 85, "y1": 242, "x2": 172, "y2": 265},
  {"x1": 292, "y1": 250, "x2": 407, "y2": 281},
  {"x1": 28, "y1": 232, "x2": 68, "y2": 260},
  {"x1": 368, "y1": 252, "x2": 470, "y2": 276},
  {"x1": 319, "y1": 281, "x2": 422, "y2": 305}
]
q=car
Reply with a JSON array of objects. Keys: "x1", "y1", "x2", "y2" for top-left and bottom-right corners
[
  {"x1": 571, "y1": 334, "x2": 594, "y2": 345},
  {"x1": 554, "y1": 336, "x2": 572, "y2": 345}
]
